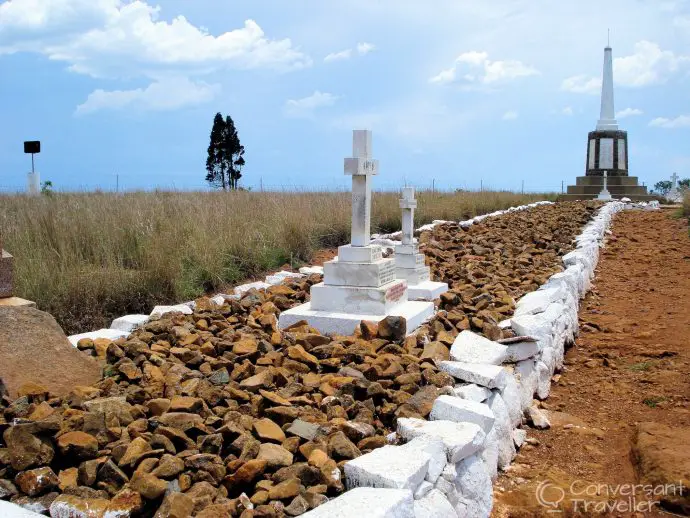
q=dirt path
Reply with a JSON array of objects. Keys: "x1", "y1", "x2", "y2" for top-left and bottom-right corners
[{"x1": 494, "y1": 209, "x2": 690, "y2": 517}]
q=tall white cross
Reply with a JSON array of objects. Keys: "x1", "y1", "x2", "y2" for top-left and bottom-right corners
[
  {"x1": 602, "y1": 170, "x2": 608, "y2": 191},
  {"x1": 671, "y1": 172, "x2": 679, "y2": 188},
  {"x1": 399, "y1": 187, "x2": 417, "y2": 246},
  {"x1": 344, "y1": 130, "x2": 379, "y2": 247}
]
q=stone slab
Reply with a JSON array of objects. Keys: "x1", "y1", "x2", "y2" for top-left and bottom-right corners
[
  {"x1": 324, "y1": 258, "x2": 396, "y2": 288},
  {"x1": 265, "y1": 270, "x2": 304, "y2": 285},
  {"x1": 0, "y1": 500, "x2": 45, "y2": 518},
  {"x1": 397, "y1": 418, "x2": 486, "y2": 464},
  {"x1": 396, "y1": 253, "x2": 425, "y2": 269},
  {"x1": 430, "y1": 395, "x2": 495, "y2": 434},
  {"x1": 338, "y1": 244, "x2": 383, "y2": 263},
  {"x1": 449, "y1": 331, "x2": 509, "y2": 365},
  {"x1": 110, "y1": 314, "x2": 149, "y2": 333},
  {"x1": 344, "y1": 444, "x2": 430, "y2": 490},
  {"x1": 398, "y1": 435, "x2": 447, "y2": 484},
  {"x1": 396, "y1": 266, "x2": 432, "y2": 286},
  {"x1": 150, "y1": 304, "x2": 194, "y2": 318},
  {"x1": 234, "y1": 281, "x2": 272, "y2": 296},
  {"x1": 0, "y1": 307, "x2": 103, "y2": 398},
  {"x1": 0, "y1": 297, "x2": 35, "y2": 308},
  {"x1": 452, "y1": 383, "x2": 492, "y2": 402},
  {"x1": 278, "y1": 300, "x2": 435, "y2": 337},
  {"x1": 68, "y1": 328, "x2": 129, "y2": 347},
  {"x1": 300, "y1": 487, "x2": 414, "y2": 518},
  {"x1": 310, "y1": 281, "x2": 408, "y2": 314},
  {"x1": 407, "y1": 281, "x2": 448, "y2": 302},
  {"x1": 413, "y1": 489, "x2": 456, "y2": 518},
  {"x1": 439, "y1": 362, "x2": 507, "y2": 389}
]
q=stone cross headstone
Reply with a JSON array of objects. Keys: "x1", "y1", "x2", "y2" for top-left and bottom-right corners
[
  {"x1": 400, "y1": 187, "x2": 417, "y2": 246},
  {"x1": 667, "y1": 172, "x2": 683, "y2": 202},
  {"x1": 344, "y1": 130, "x2": 379, "y2": 247},
  {"x1": 597, "y1": 170, "x2": 612, "y2": 201},
  {"x1": 671, "y1": 172, "x2": 679, "y2": 189}
]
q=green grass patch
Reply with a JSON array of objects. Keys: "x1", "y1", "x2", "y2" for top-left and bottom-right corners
[
  {"x1": 642, "y1": 396, "x2": 667, "y2": 408},
  {"x1": 629, "y1": 361, "x2": 655, "y2": 372}
]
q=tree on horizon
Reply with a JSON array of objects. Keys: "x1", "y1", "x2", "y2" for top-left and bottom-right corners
[{"x1": 205, "y1": 113, "x2": 245, "y2": 191}]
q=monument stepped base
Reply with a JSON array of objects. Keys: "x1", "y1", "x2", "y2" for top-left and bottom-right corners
[
  {"x1": 561, "y1": 175, "x2": 657, "y2": 201},
  {"x1": 278, "y1": 300, "x2": 435, "y2": 337},
  {"x1": 407, "y1": 281, "x2": 449, "y2": 301}
]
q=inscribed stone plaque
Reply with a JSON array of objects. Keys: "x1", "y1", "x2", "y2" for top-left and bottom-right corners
[
  {"x1": 618, "y1": 140, "x2": 626, "y2": 170},
  {"x1": 588, "y1": 140, "x2": 596, "y2": 169},
  {"x1": 599, "y1": 138, "x2": 614, "y2": 169},
  {"x1": 385, "y1": 281, "x2": 406, "y2": 303},
  {"x1": 380, "y1": 261, "x2": 396, "y2": 285}
]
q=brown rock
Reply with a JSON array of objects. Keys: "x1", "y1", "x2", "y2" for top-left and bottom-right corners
[
  {"x1": 268, "y1": 478, "x2": 301, "y2": 500},
  {"x1": 170, "y1": 396, "x2": 204, "y2": 413},
  {"x1": 377, "y1": 316, "x2": 407, "y2": 341},
  {"x1": 223, "y1": 459, "x2": 267, "y2": 486},
  {"x1": 233, "y1": 338, "x2": 258, "y2": 355},
  {"x1": 284, "y1": 494, "x2": 310, "y2": 516},
  {"x1": 15, "y1": 467, "x2": 59, "y2": 496},
  {"x1": 420, "y1": 341, "x2": 450, "y2": 362},
  {"x1": 327, "y1": 431, "x2": 361, "y2": 460},
  {"x1": 146, "y1": 398, "x2": 171, "y2": 416},
  {"x1": 118, "y1": 437, "x2": 152, "y2": 468},
  {"x1": 257, "y1": 443, "x2": 293, "y2": 469},
  {"x1": 154, "y1": 492, "x2": 195, "y2": 518},
  {"x1": 253, "y1": 418, "x2": 286, "y2": 443},
  {"x1": 152, "y1": 454, "x2": 185, "y2": 479},
  {"x1": 396, "y1": 385, "x2": 443, "y2": 418},
  {"x1": 49, "y1": 495, "x2": 111, "y2": 517},
  {"x1": 0, "y1": 307, "x2": 102, "y2": 398},
  {"x1": 109, "y1": 487, "x2": 144, "y2": 516},
  {"x1": 57, "y1": 431, "x2": 99, "y2": 460},
  {"x1": 130, "y1": 471, "x2": 168, "y2": 500},
  {"x1": 58, "y1": 468, "x2": 79, "y2": 491}
]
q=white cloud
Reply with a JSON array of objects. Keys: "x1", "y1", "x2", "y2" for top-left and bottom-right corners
[
  {"x1": 430, "y1": 51, "x2": 539, "y2": 86},
  {"x1": 324, "y1": 49, "x2": 352, "y2": 62},
  {"x1": 561, "y1": 74, "x2": 601, "y2": 94},
  {"x1": 75, "y1": 77, "x2": 220, "y2": 115},
  {"x1": 649, "y1": 115, "x2": 690, "y2": 128},
  {"x1": 562, "y1": 40, "x2": 689, "y2": 94},
  {"x1": 284, "y1": 91, "x2": 338, "y2": 118},
  {"x1": 324, "y1": 42, "x2": 375, "y2": 63},
  {"x1": 357, "y1": 42, "x2": 375, "y2": 55},
  {"x1": 616, "y1": 107, "x2": 643, "y2": 119},
  {"x1": 562, "y1": 106, "x2": 574, "y2": 116},
  {"x1": 502, "y1": 110, "x2": 518, "y2": 120},
  {"x1": 0, "y1": 1, "x2": 311, "y2": 78}
]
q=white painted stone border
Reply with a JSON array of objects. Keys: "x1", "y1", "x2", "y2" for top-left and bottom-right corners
[{"x1": 300, "y1": 201, "x2": 640, "y2": 518}]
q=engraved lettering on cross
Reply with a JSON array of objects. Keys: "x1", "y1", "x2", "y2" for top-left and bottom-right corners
[{"x1": 344, "y1": 130, "x2": 379, "y2": 247}]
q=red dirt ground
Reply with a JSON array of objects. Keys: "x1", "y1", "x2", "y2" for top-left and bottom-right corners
[{"x1": 493, "y1": 209, "x2": 690, "y2": 517}]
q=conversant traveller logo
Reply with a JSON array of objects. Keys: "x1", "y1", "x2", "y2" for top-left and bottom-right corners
[{"x1": 535, "y1": 480, "x2": 686, "y2": 513}]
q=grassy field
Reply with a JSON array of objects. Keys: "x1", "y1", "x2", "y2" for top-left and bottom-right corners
[{"x1": 1, "y1": 190, "x2": 554, "y2": 333}]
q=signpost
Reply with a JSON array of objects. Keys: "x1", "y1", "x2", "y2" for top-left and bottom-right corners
[{"x1": 24, "y1": 141, "x2": 41, "y2": 195}]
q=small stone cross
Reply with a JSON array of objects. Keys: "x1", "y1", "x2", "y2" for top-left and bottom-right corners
[
  {"x1": 344, "y1": 130, "x2": 379, "y2": 247},
  {"x1": 602, "y1": 170, "x2": 608, "y2": 190},
  {"x1": 671, "y1": 172, "x2": 679, "y2": 188},
  {"x1": 399, "y1": 187, "x2": 418, "y2": 246}
]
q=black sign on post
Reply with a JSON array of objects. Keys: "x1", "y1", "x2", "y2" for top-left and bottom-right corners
[{"x1": 24, "y1": 141, "x2": 41, "y2": 174}]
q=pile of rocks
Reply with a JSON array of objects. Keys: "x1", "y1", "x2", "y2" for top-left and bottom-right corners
[{"x1": 0, "y1": 201, "x2": 603, "y2": 517}]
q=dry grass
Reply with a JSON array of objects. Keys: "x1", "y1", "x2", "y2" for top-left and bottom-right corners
[
  {"x1": 0, "y1": 190, "x2": 553, "y2": 333},
  {"x1": 684, "y1": 191, "x2": 690, "y2": 218}
]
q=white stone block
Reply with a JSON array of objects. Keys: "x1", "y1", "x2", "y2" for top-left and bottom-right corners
[
  {"x1": 453, "y1": 454, "x2": 493, "y2": 518},
  {"x1": 68, "y1": 329, "x2": 129, "y2": 347},
  {"x1": 396, "y1": 253, "x2": 425, "y2": 269},
  {"x1": 430, "y1": 395, "x2": 495, "y2": 434},
  {"x1": 310, "y1": 281, "x2": 408, "y2": 314},
  {"x1": 479, "y1": 425, "x2": 499, "y2": 482},
  {"x1": 234, "y1": 281, "x2": 272, "y2": 296},
  {"x1": 413, "y1": 489, "x2": 456, "y2": 518},
  {"x1": 499, "y1": 374, "x2": 523, "y2": 428},
  {"x1": 324, "y1": 258, "x2": 396, "y2": 287},
  {"x1": 396, "y1": 266, "x2": 432, "y2": 286},
  {"x1": 407, "y1": 281, "x2": 448, "y2": 302},
  {"x1": 439, "y1": 362, "x2": 507, "y2": 390},
  {"x1": 452, "y1": 384, "x2": 491, "y2": 403},
  {"x1": 486, "y1": 392, "x2": 516, "y2": 470},
  {"x1": 449, "y1": 331, "x2": 508, "y2": 365},
  {"x1": 535, "y1": 360, "x2": 552, "y2": 400},
  {"x1": 512, "y1": 428, "x2": 527, "y2": 448},
  {"x1": 150, "y1": 304, "x2": 193, "y2": 318},
  {"x1": 399, "y1": 435, "x2": 447, "y2": 484},
  {"x1": 1, "y1": 500, "x2": 48, "y2": 517},
  {"x1": 265, "y1": 270, "x2": 305, "y2": 285},
  {"x1": 503, "y1": 340, "x2": 540, "y2": 362},
  {"x1": 514, "y1": 359, "x2": 538, "y2": 411},
  {"x1": 397, "y1": 418, "x2": 486, "y2": 464},
  {"x1": 414, "y1": 481, "x2": 434, "y2": 500},
  {"x1": 395, "y1": 243, "x2": 419, "y2": 255},
  {"x1": 514, "y1": 286, "x2": 564, "y2": 317},
  {"x1": 300, "y1": 487, "x2": 414, "y2": 518},
  {"x1": 344, "y1": 444, "x2": 430, "y2": 491},
  {"x1": 338, "y1": 244, "x2": 383, "y2": 263},
  {"x1": 278, "y1": 300, "x2": 435, "y2": 337},
  {"x1": 299, "y1": 266, "x2": 324, "y2": 275},
  {"x1": 110, "y1": 314, "x2": 149, "y2": 333}
]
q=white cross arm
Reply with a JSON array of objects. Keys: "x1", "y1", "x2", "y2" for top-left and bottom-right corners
[
  {"x1": 399, "y1": 199, "x2": 417, "y2": 209},
  {"x1": 344, "y1": 157, "x2": 379, "y2": 176}
]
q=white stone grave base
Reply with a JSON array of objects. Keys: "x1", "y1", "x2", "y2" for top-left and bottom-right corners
[
  {"x1": 68, "y1": 328, "x2": 129, "y2": 347},
  {"x1": 278, "y1": 300, "x2": 434, "y2": 337},
  {"x1": 407, "y1": 281, "x2": 449, "y2": 301}
]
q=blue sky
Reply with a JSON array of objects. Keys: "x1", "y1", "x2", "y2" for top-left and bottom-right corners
[{"x1": 1, "y1": 0, "x2": 689, "y2": 193}]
